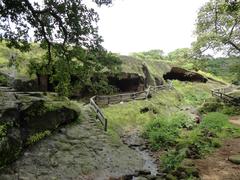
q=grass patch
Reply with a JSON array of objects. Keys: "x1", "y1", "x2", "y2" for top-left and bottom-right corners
[
  {"x1": 173, "y1": 80, "x2": 212, "y2": 106},
  {"x1": 26, "y1": 130, "x2": 51, "y2": 145},
  {"x1": 103, "y1": 90, "x2": 182, "y2": 134}
]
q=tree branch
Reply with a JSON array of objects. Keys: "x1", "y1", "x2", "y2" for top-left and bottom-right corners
[
  {"x1": 228, "y1": 19, "x2": 238, "y2": 40},
  {"x1": 22, "y1": 0, "x2": 52, "y2": 65},
  {"x1": 228, "y1": 40, "x2": 240, "y2": 53}
]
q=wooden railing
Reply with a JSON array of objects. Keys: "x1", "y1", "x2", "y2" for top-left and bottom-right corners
[
  {"x1": 211, "y1": 86, "x2": 240, "y2": 106},
  {"x1": 89, "y1": 83, "x2": 173, "y2": 131},
  {"x1": 90, "y1": 96, "x2": 108, "y2": 131},
  {"x1": 95, "y1": 89, "x2": 149, "y2": 106}
]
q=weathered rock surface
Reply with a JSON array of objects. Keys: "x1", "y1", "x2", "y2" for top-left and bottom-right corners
[
  {"x1": 163, "y1": 67, "x2": 208, "y2": 83},
  {"x1": 0, "y1": 89, "x2": 78, "y2": 168},
  {"x1": 0, "y1": 70, "x2": 39, "y2": 92},
  {"x1": 229, "y1": 154, "x2": 240, "y2": 164},
  {"x1": 0, "y1": 106, "x2": 144, "y2": 179}
]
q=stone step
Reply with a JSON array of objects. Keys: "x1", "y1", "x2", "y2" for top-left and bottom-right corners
[{"x1": 0, "y1": 86, "x2": 16, "y2": 92}]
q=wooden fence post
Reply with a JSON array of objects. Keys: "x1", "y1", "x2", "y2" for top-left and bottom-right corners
[{"x1": 104, "y1": 119, "x2": 108, "y2": 131}]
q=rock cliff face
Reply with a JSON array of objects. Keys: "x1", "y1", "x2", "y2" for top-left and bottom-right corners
[{"x1": 0, "y1": 88, "x2": 78, "y2": 168}]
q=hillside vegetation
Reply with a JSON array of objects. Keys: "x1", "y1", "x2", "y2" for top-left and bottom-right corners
[{"x1": 103, "y1": 79, "x2": 240, "y2": 178}]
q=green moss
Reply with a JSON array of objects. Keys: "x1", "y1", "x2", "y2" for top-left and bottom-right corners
[
  {"x1": 0, "y1": 74, "x2": 8, "y2": 86},
  {"x1": 0, "y1": 125, "x2": 7, "y2": 138},
  {"x1": 24, "y1": 101, "x2": 48, "y2": 118},
  {"x1": 118, "y1": 56, "x2": 170, "y2": 85},
  {"x1": 26, "y1": 130, "x2": 51, "y2": 145}
]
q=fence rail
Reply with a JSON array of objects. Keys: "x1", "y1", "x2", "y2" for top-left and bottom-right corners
[
  {"x1": 89, "y1": 83, "x2": 173, "y2": 131},
  {"x1": 90, "y1": 96, "x2": 108, "y2": 131},
  {"x1": 211, "y1": 86, "x2": 240, "y2": 106}
]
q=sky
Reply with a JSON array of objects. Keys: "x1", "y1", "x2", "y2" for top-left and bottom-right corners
[{"x1": 94, "y1": 0, "x2": 209, "y2": 55}]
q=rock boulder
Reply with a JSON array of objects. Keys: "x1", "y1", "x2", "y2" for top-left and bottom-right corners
[{"x1": 0, "y1": 90, "x2": 79, "y2": 168}]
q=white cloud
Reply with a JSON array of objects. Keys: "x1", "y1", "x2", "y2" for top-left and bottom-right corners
[{"x1": 96, "y1": 0, "x2": 209, "y2": 54}]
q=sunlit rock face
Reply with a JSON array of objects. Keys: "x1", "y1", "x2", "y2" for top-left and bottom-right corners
[{"x1": 163, "y1": 67, "x2": 208, "y2": 83}]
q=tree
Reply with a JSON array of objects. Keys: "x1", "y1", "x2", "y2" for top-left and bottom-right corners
[
  {"x1": 193, "y1": 0, "x2": 240, "y2": 56},
  {"x1": 131, "y1": 49, "x2": 164, "y2": 60},
  {"x1": 0, "y1": 0, "x2": 119, "y2": 96},
  {"x1": 167, "y1": 48, "x2": 192, "y2": 60}
]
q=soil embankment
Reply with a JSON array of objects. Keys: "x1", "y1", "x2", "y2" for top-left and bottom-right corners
[{"x1": 194, "y1": 116, "x2": 240, "y2": 180}]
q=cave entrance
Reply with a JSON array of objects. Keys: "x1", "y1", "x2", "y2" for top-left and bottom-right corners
[
  {"x1": 163, "y1": 67, "x2": 207, "y2": 83},
  {"x1": 108, "y1": 74, "x2": 145, "y2": 92}
]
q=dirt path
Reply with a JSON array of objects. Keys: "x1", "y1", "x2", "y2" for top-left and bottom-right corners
[
  {"x1": 229, "y1": 116, "x2": 240, "y2": 126},
  {"x1": 194, "y1": 116, "x2": 240, "y2": 180}
]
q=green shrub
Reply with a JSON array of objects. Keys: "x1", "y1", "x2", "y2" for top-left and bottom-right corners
[
  {"x1": 144, "y1": 112, "x2": 196, "y2": 150},
  {"x1": 199, "y1": 101, "x2": 223, "y2": 114},
  {"x1": 199, "y1": 100, "x2": 240, "y2": 116},
  {"x1": 161, "y1": 148, "x2": 187, "y2": 172},
  {"x1": 170, "y1": 112, "x2": 196, "y2": 130},
  {"x1": 144, "y1": 117, "x2": 180, "y2": 150},
  {"x1": 221, "y1": 106, "x2": 240, "y2": 116},
  {"x1": 200, "y1": 112, "x2": 229, "y2": 132}
]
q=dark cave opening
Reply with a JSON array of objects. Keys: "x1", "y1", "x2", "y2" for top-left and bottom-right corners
[
  {"x1": 108, "y1": 75, "x2": 145, "y2": 92},
  {"x1": 163, "y1": 67, "x2": 208, "y2": 83}
]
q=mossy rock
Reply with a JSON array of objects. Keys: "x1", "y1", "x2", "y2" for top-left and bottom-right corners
[
  {"x1": 0, "y1": 74, "x2": 8, "y2": 86},
  {"x1": 229, "y1": 154, "x2": 240, "y2": 164},
  {"x1": 21, "y1": 100, "x2": 78, "y2": 141},
  {"x1": 0, "y1": 128, "x2": 22, "y2": 167}
]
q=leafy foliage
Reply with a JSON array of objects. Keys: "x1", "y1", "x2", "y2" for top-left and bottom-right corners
[
  {"x1": 131, "y1": 49, "x2": 165, "y2": 60},
  {"x1": 161, "y1": 149, "x2": 187, "y2": 172},
  {"x1": 167, "y1": 48, "x2": 192, "y2": 60},
  {"x1": 199, "y1": 98, "x2": 240, "y2": 116},
  {"x1": 0, "y1": 0, "x2": 121, "y2": 96},
  {"x1": 193, "y1": 0, "x2": 240, "y2": 56},
  {"x1": 144, "y1": 116, "x2": 180, "y2": 149},
  {"x1": 144, "y1": 112, "x2": 196, "y2": 150}
]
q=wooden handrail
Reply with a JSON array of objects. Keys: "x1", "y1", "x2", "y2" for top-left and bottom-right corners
[
  {"x1": 90, "y1": 96, "x2": 108, "y2": 131},
  {"x1": 89, "y1": 82, "x2": 173, "y2": 131},
  {"x1": 211, "y1": 86, "x2": 240, "y2": 106}
]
